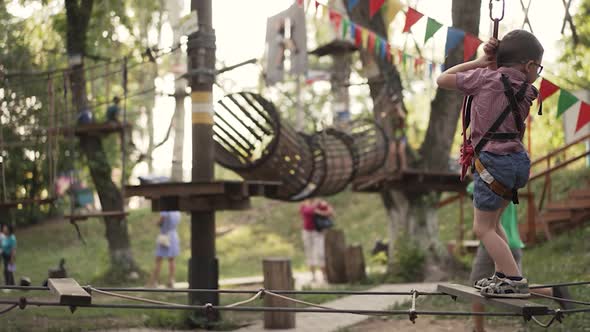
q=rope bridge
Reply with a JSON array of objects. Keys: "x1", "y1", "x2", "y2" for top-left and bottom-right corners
[{"x1": 1, "y1": 279, "x2": 589, "y2": 328}]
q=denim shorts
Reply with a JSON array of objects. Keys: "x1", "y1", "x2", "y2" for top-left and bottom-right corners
[{"x1": 473, "y1": 151, "x2": 530, "y2": 211}]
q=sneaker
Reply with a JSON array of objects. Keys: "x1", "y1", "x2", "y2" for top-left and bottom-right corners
[
  {"x1": 480, "y1": 277, "x2": 530, "y2": 298},
  {"x1": 474, "y1": 272, "x2": 504, "y2": 290},
  {"x1": 552, "y1": 286, "x2": 575, "y2": 310}
]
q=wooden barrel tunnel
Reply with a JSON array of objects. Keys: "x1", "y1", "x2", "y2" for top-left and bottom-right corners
[{"x1": 213, "y1": 92, "x2": 388, "y2": 201}]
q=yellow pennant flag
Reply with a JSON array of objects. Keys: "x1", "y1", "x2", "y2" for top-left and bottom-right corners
[
  {"x1": 383, "y1": 0, "x2": 402, "y2": 26},
  {"x1": 361, "y1": 27, "x2": 369, "y2": 49}
]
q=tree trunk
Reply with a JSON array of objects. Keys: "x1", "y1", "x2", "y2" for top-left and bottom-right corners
[
  {"x1": 169, "y1": 0, "x2": 187, "y2": 181},
  {"x1": 65, "y1": 0, "x2": 138, "y2": 275},
  {"x1": 346, "y1": 0, "x2": 481, "y2": 278},
  {"x1": 420, "y1": 0, "x2": 482, "y2": 171}
]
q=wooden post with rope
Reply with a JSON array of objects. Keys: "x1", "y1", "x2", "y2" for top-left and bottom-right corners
[{"x1": 263, "y1": 258, "x2": 295, "y2": 329}]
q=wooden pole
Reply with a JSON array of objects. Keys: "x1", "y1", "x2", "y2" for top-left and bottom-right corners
[
  {"x1": 324, "y1": 229, "x2": 347, "y2": 283},
  {"x1": 344, "y1": 245, "x2": 366, "y2": 283},
  {"x1": 263, "y1": 258, "x2": 295, "y2": 329},
  {"x1": 187, "y1": 0, "x2": 219, "y2": 319}
]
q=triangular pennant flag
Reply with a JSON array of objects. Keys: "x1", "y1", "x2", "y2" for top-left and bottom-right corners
[
  {"x1": 297, "y1": 0, "x2": 304, "y2": 7},
  {"x1": 576, "y1": 102, "x2": 590, "y2": 132},
  {"x1": 348, "y1": 0, "x2": 360, "y2": 11},
  {"x1": 315, "y1": 0, "x2": 320, "y2": 12},
  {"x1": 539, "y1": 78, "x2": 560, "y2": 103},
  {"x1": 402, "y1": 7, "x2": 423, "y2": 32},
  {"x1": 361, "y1": 28, "x2": 369, "y2": 49},
  {"x1": 445, "y1": 27, "x2": 465, "y2": 57},
  {"x1": 329, "y1": 10, "x2": 342, "y2": 32},
  {"x1": 556, "y1": 90, "x2": 579, "y2": 117},
  {"x1": 380, "y1": 39, "x2": 386, "y2": 59},
  {"x1": 368, "y1": 32, "x2": 376, "y2": 54},
  {"x1": 354, "y1": 25, "x2": 362, "y2": 47},
  {"x1": 424, "y1": 17, "x2": 443, "y2": 43},
  {"x1": 397, "y1": 49, "x2": 403, "y2": 64},
  {"x1": 342, "y1": 19, "x2": 350, "y2": 39},
  {"x1": 463, "y1": 33, "x2": 482, "y2": 61},
  {"x1": 370, "y1": 0, "x2": 386, "y2": 18},
  {"x1": 383, "y1": 0, "x2": 403, "y2": 26}
]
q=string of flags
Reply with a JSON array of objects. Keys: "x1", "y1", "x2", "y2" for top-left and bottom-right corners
[
  {"x1": 299, "y1": 0, "x2": 590, "y2": 133},
  {"x1": 539, "y1": 78, "x2": 590, "y2": 133}
]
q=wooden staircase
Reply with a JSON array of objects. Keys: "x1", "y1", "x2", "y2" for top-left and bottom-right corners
[{"x1": 520, "y1": 187, "x2": 590, "y2": 242}]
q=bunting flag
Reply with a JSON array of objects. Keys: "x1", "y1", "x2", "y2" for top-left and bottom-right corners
[
  {"x1": 576, "y1": 102, "x2": 590, "y2": 132},
  {"x1": 383, "y1": 0, "x2": 403, "y2": 26},
  {"x1": 329, "y1": 10, "x2": 342, "y2": 32},
  {"x1": 380, "y1": 39, "x2": 386, "y2": 58},
  {"x1": 296, "y1": 0, "x2": 304, "y2": 6},
  {"x1": 368, "y1": 32, "x2": 376, "y2": 54},
  {"x1": 424, "y1": 17, "x2": 443, "y2": 43},
  {"x1": 463, "y1": 33, "x2": 482, "y2": 61},
  {"x1": 445, "y1": 27, "x2": 465, "y2": 57},
  {"x1": 354, "y1": 25, "x2": 362, "y2": 47},
  {"x1": 342, "y1": 19, "x2": 350, "y2": 39},
  {"x1": 539, "y1": 78, "x2": 560, "y2": 103},
  {"x1": 557, "y1": 90, "x2": 579, "y2": 118},
  {"x1": 402, "y1": 7, "x2": 423, "y2": 32},
  {"x1": 348, "y1": 0, "x2": 360, "y2": 11},
  {"x1": 369, "y1": 0, "x2": 386, "y2": 18},
  {"x1": 361, "y1": 27, "x2": 369, "y2": 49}
]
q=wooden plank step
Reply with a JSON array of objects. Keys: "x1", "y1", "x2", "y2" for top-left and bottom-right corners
[
  {"x1": 538, "y1": 210, "x2": 572, "y2": 224},
  {"x1": 546, "y1": 198, "x2": 590, "y2": 211},
  {"x1": 437, "y1": 283, "x2": 550, "y2": 317},
  {"x1": 569, "y1": 188, "x2": 590, "y2": 199},
  {"x1": 48, "y1": 278, "x2": 91, "y2": 306}
]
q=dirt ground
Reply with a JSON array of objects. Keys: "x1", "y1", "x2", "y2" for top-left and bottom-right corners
[{"x1": 347, "y1": 317, "x2": 520, "y2": 332}]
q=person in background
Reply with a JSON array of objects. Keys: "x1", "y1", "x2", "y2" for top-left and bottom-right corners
[
  {"x1": 77, "y1": 107, "x2": 93, "y2": 125},
  {"x1": 106, "y1": 96, "x2": 121, "y2": 123},
  {"x1": 1, "y1": 224, "x2": 16, "y2": 286},
  {"x1": 299, "y1": 199, "x2": 334, "y2": 283},
  {"x1": 148, "y1": 211, "x2": 181, "y2": 288}
]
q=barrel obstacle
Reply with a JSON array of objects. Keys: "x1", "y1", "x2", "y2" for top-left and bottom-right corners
[{"x1": 213, "y1": 92, "x2": 388, "y2": 201}]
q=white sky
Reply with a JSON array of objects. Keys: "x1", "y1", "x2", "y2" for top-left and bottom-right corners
[{"x1": 6, "y1": 0, "x2": 582, "y2": 180}]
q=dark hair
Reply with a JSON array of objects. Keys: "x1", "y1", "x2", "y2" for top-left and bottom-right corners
[
  {"x1": 497, "y1": 30, "x2": 544, "y2": 67},
  {"x1": 2, "y1": 223, "x2": 13, "y2": 234},
  {"x1": 113, "y1": 96, "x2": 121, "y2": 103}
]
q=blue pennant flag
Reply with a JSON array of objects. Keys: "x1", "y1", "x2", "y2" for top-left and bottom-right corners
[
  {"x1": 350, "y1": 22, "x2": 356, "y2": 40},
  {"x1": 380, "y1": 39, "x2": 386, "y2": 59},
  {"x1": 445, "y1": 27, "x2": 465, "y2": 57},
  {"x1": 348, "y1": 0, "x2": 360, "y2": 11}
]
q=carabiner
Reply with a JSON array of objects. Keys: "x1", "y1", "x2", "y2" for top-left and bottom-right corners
[
  {"x1": 489, "y1": 0, "x2": 505, "y2": 38},
  {"x1": 489, "y1": 0, "x2": 505, "y2": 21}
]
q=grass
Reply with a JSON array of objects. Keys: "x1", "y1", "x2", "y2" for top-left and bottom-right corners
[{"x1": 2, "y1": 163, "x2": 589, "y2": 330}]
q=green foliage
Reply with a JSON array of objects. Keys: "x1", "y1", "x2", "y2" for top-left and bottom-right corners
[{"x1": 390, "y1": 232, "x2": 426, "y2": 282}]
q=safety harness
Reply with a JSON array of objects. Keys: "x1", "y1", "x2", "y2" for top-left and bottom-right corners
[{"x1": 459, "y1": 74, "x2": 542, "y2": 204}]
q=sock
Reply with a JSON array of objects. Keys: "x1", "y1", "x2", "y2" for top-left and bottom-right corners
[
  {"x1": 506, "y1": 275, "x2": 523, "y2": 281},
  {"x1": 495, "y1": 272, "x2": 506, "y2": 278}
]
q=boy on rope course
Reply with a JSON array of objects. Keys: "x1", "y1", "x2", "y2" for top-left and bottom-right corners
[{"x1": 437, "y1": 30, "x2": 544, "y2": 298}]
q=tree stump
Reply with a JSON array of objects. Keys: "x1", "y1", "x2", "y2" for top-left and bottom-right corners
[
  {"x1": 345, "y1": 245, "x2": 366, "y2": 283},
  {"x1": 324, "y1": 229, "x2": 347, "y2": 283},
  {"x1": 263, "y1": 258, "x2": 295, "y2": 329}
]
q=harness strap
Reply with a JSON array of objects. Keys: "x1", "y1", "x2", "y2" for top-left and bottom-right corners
[
  {"x1": 474, "y1": 75, "x2": 528, "y2": 154},
  {"x1": 475, "y1": 158, "x2": 519, "y2": 204}
]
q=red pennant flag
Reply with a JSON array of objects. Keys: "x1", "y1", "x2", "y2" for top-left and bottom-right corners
[
  {"x1": 397, "y1": 49, "x2": 403, "y2": 64},
  {"x1": 463, "y1": 33, "x2": 482, "y2": 61},
  {"x1": 385, "y1": 43, "x2": 392, "y2": 62},
  {"x1": 368, "y1": 32, "x2": 376, "y2": 54},
  {"x1": 402, "y1": 7, "x2": 423, "y2": 33},
  {"x1": 297, "y1": 0, "x2": 304, "y2": 6},
  {"x1": 539, "y1": 78, "x2": 560, "y2": 103},
  {"x1": 329, "y1": 10, "x2": 342, "y2": 31},
  {"x1": 315, "y1": 0, "x2": 320, "y2": 11},
  {"x1": 354, "y1": 25, "x2": 362, "y2": 47},
  {"x1": 369, "y1": 0, "x2": 386, "y2": 18},
  {"x1": 576, "y1": 102, "x2": 590, "y2": 132}
]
